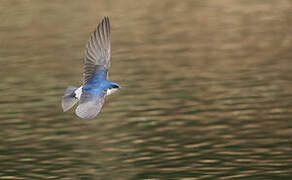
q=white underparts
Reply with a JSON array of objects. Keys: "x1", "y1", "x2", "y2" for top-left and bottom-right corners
[
  {"x1": 106, "y1": 88, "x2": 118, "y2": 96},
  {"x1": 74, "y1": 86, "x2": 83, "y2": 100},
  {"x1": 74, "y1": 86, "x2": 118, "y2": 99}
]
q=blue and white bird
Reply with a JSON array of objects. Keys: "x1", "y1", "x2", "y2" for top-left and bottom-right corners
[{"x1": 62, "y1": 16, "x2": 120, "y2": 119}]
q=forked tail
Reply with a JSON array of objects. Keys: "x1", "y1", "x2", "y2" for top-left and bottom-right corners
[{"x1": 62, "y1": 86, "x2": 79, "y2": 112}]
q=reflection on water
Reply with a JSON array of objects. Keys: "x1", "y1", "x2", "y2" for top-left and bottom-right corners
[{"x1": 1, "y1": 0, "x2": 292, "y2": 179}]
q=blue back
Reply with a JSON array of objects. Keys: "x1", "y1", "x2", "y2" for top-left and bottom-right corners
[{"x1": 82, "y1": 66, "x2": 110, "y2": 97}]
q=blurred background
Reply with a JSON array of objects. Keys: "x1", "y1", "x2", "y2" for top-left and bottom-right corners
[{"x1": 0, "y1": 0, "x2": 292, "y2": 179}]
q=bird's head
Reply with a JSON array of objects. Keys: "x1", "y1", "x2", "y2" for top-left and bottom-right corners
[{"x1": 106, "y1": 82, "x2": 120, "y2": 96}]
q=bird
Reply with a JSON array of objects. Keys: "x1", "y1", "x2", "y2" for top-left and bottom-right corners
[{"x1": 61, "y1": 16, "x2": 120, "y2": 119}]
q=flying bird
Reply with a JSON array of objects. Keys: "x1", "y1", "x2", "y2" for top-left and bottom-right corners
[{"x1": 61, "y1": 16, "x2": 120, "y2": 119}]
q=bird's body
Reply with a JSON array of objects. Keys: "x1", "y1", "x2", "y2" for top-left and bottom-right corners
[{"x1": 61, "y1": 17, "x2": 120, "y2": 119}]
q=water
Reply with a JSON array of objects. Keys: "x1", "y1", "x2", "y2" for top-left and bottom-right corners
[{"x1": 1, "y1": 0, "x2": 292, "y2": 179}]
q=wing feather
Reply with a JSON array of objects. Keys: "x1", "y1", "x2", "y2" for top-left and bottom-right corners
[
  {"x1": 83, "y1": 16, "x2": 111, "y2": 84},
  {"x1": 75, "y1": 92, "x2": 105, "y2": 119}
]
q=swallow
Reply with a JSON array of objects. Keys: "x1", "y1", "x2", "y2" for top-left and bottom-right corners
[{"x1": 62, "y1": 16, "x2": 120, "y2": 119}]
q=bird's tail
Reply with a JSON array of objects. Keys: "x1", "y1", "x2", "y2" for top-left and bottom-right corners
[{"x1": 62, "y1": 86, "x2": 79, "y2": 112}]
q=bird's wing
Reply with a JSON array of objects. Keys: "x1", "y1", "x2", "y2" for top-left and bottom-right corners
[
  {"x1": 83, "y1": 16, "x2": 111, "y2": 84},
  {"x1": 75, "y1": 92, "x2": 105, "y2": 119}
]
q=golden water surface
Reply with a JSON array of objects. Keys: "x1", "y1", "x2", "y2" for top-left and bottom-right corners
[{"x1": 0, "y1": 0, "x2": 292, "y2": 179}]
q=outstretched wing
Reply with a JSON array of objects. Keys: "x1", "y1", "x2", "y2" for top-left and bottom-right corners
[
  {"x1": 75, "y1": 92, "x2": 105, "y2": 119},
  {"x1": 83, "y1": 16, "x2": 111, "y2": 84}
]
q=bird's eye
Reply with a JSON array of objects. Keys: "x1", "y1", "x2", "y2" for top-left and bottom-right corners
[{"x1": 112, "y1": 85, "x2": 119, "y2": 88}]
